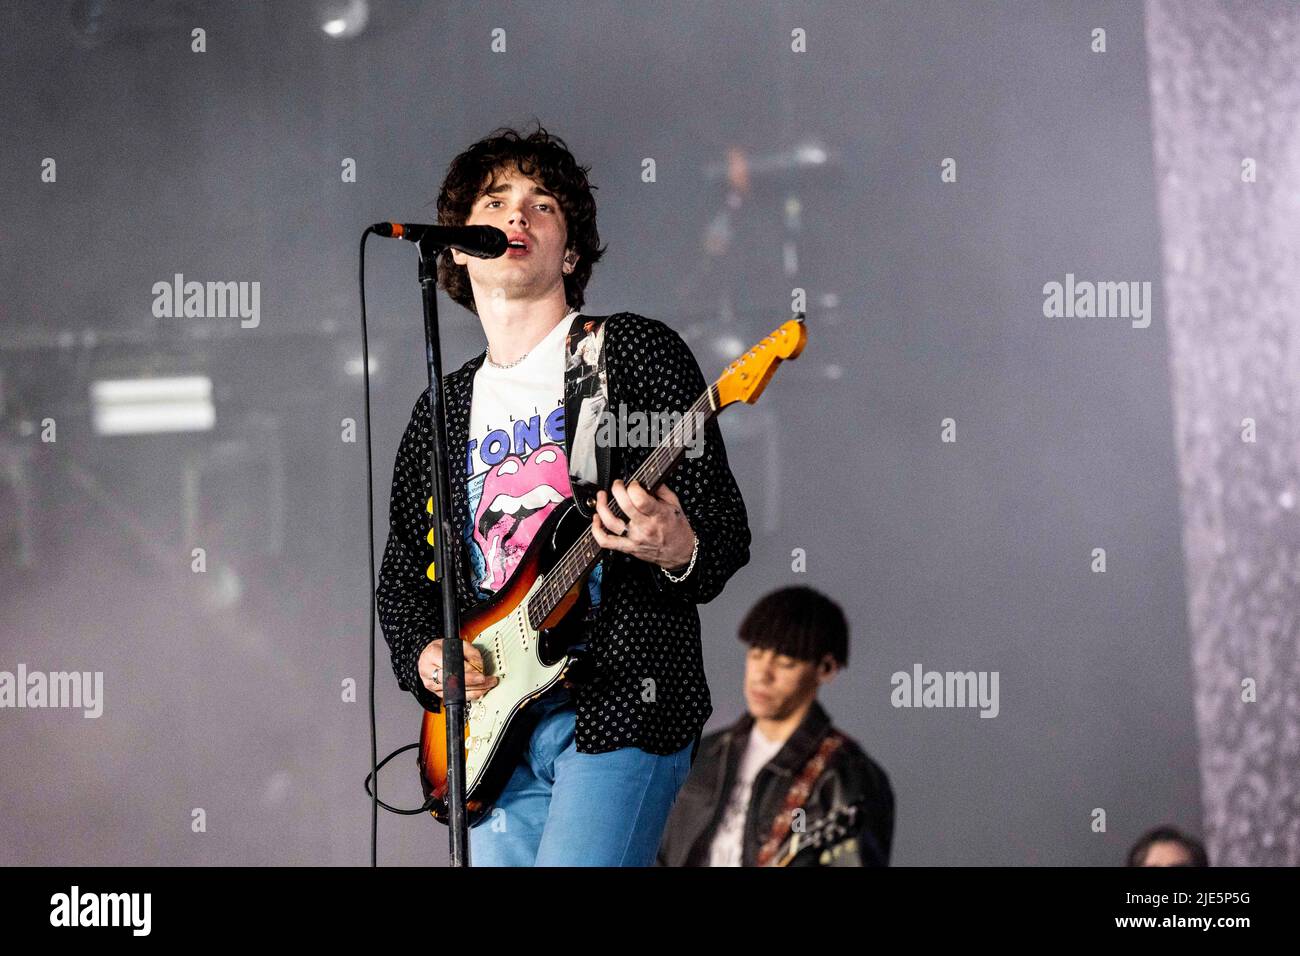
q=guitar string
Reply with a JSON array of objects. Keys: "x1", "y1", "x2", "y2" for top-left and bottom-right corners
[
  {"x1": 528, "y1": 390, "x2": 711, "y2": 623},
  {"x1": 526, "y1": 328, "x2": 785, "y2": 622},
  {"x1": 525, "y1": 386, "x2": 717, "y2": 630}
]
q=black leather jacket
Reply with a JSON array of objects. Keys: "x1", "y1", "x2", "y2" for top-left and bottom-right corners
[{"x1": 656, "y1": 701, "x2": 895, "y2": 866}]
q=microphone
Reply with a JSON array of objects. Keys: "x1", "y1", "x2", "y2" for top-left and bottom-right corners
[{"x1": 369, "y1": 223, "x2": 508, "y2": 259}]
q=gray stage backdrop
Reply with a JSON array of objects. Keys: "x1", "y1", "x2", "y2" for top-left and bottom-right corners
[
  {"x1": 1144, "y1": 0, "x2": 1300, "y2": 867},
  {"x1": 0, "y1": 0, "x2": 1292, "y2": 866}
]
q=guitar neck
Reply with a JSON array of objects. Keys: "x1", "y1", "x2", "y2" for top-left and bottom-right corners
[{"x1": 526, "y1": 386, "x2": 719, "y2": 628}]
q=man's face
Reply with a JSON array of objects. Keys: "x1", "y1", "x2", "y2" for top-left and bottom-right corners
[
  {"x1": 1138, "y1": 841, "x2": 1196, "y2": 866},
  {"x1": 451, "y1": 163, "x2": 573, "y2": 307},
  {"x1": 743, "y1": 645, "x2": 832, "y2": 720}
]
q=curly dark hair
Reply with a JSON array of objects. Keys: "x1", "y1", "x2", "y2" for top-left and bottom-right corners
[
  {"x1": 435, "y1": 123, "x2": 606, "y2": 315},
  {"x1": 738, "y1": 586, "x2": 850, "y2": 668}
]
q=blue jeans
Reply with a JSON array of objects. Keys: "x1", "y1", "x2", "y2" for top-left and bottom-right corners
[{"x1": 468, "y1": 685, "x2": 694, "y2": 866}]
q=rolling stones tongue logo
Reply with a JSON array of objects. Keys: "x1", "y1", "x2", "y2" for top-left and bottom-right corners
[{"x1": 473, "y1": 444, "x2": 571, "y2": 591}]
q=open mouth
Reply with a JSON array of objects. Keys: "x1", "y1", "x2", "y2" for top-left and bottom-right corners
[
  {"x1": 474, "y1": 483, "x2": 564, "y2": 583},
  {"x1": 476, "y1": 484, "x2": 561, "y2": 539}
]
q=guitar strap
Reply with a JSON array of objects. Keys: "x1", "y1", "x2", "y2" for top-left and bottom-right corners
[
  {"x1": 755, "y1": 730, "x2": 847, "y2": 867},
  {"x1": 563, "y1": 312, "x2": 611, "y2": 518}
]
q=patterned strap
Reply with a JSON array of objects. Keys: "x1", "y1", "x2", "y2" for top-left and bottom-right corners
[
  {"x1": 755, "y1": 730, "x2": 846, "y2": 867},
  {"x1": 563, "y1": 313, "x2": 610, "y2": 518}
]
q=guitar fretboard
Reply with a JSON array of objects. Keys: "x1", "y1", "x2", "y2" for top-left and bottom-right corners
[{"x1": 525, "y1": 386, "x2": 718, "y2": 630}]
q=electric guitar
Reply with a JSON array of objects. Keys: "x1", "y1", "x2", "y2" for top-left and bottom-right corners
[
  {"x1": 418, "y1": 317, "x2": 808, "y2": 824},
  {"x1": 769, "y1": 801, "x2": 871, "y2": 867}
]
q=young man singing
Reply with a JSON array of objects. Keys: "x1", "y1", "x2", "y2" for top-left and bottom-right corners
[{"x1": 376, "y1": 125, "x2": 751, "y2": 866}]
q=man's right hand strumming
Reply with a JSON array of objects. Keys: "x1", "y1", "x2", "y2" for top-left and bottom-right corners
[{"x1": 418, "y1": 638, "x2": 501, "y2": 700}]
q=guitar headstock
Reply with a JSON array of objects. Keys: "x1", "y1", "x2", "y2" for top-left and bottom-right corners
[{"x1": 714, "y1": 316, "x2": 808, "y2": 409}]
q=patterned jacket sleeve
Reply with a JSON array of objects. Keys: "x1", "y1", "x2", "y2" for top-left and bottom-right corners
[
  {"x1": 376, "y1": 389, "x2": 444, "y2": 712},
  {"x1": 622, "y1": 316, "x2": 752, "y2": 604}
]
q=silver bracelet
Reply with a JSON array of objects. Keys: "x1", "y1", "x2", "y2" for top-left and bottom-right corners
[{"x1": 662, "y1": 533, "x2": 699, "y2": 583}]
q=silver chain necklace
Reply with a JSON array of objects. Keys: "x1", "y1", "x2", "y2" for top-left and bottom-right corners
[
  {"x1": 484, "y1": 345, "x2": 532, "y2": 370},
  {"x1": 484, "y1": 310, "x2": 578, "y2": 370}
]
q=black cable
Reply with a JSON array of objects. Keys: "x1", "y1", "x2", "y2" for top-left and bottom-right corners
[
  {"x1": 361, "y1": 228, "x2": 443, "y2": 863},
  {"x1": 363, "y1": 744, "x2": 438, "y2": 814}
]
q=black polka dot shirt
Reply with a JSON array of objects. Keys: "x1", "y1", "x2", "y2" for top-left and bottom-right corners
[{"x1": 376, "y1": 313, "x2": 753, "y2": 755}]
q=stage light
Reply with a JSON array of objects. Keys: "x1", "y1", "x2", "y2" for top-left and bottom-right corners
[
  {"x1": 90, "y1": 376, "x2": 215, "y2": 436},
  {"x1": 344, "y1": 355, "x2": 377, "y2": 376},
  {"x1": 318, "y1": 0, "x2": 368, "y2": 39},
  {"x1": 711, "y1": 336, "x2": 745, "y2": 361},
  {"x1": 794, "y1": 142, "x2": 828, "y2": 166}
]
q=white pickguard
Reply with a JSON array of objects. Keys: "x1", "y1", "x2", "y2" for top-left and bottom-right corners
[{"x1": 462, "y1": 575, "x2": 570, "y2": 793}]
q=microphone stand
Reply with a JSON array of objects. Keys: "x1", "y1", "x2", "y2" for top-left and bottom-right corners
[{"x1": 415, "y1": 237, "x2": 471, "y2": 867}]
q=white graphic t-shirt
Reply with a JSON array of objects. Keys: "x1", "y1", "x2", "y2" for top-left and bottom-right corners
[
  {"x1": 463, "y1": 311, "x2": 601, "y2": 615},
  {"x1": 708, "y1": 724, "x2": 786, "y2": 867}
]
